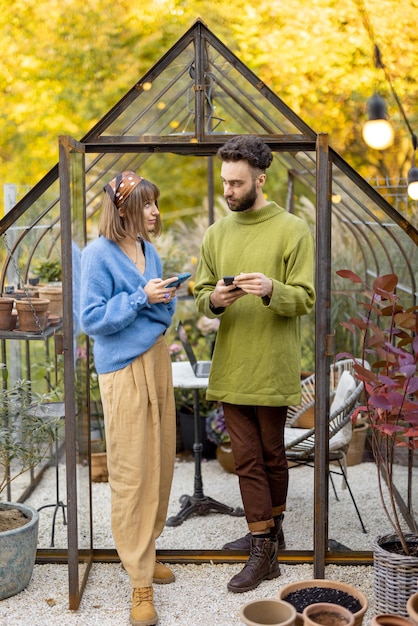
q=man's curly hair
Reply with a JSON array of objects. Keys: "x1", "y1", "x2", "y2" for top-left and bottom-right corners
[{"x1": 217, "y1": 135, "x2": 273, "y2": 171}]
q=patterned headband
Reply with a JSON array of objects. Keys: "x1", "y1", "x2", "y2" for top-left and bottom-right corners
[{"x1": 104, "y1": 171, "x2": 144, "y2": 208}]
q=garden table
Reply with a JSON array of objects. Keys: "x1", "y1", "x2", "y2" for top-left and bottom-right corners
[{"x1": 165, "y1": 361, "x2": 244, "y2": 527}]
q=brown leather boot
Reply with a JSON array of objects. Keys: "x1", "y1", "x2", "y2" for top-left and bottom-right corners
[
  {"x1": 130, "y1": 587, "x2": 158, "y2": 626},
  {"x1": 222, "y1": 515, "x2": 286, "y2": 551},
  {"x1": 227, "y1": 536, "x2": 281, "y2": 593},
  {"x1": 271, "y1": 514, "x2": 286, "y2": 549}
]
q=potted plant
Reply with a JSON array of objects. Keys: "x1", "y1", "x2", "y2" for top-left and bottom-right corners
[
  {"x1": 33, "y1": 259, "x2": 62, "y2": 284},
  {"x1": 335, "y1": 270, "x2": 418, "y2": 616},
  {"x1": 205, "y1": 405, "x2": 235, "y2": 473},
  {"x1": 0, "y1": 365, "x2": 60, "y2": 599},
  {"x1": 33, "y1": 258, "x2": 63, "y2": 319}
]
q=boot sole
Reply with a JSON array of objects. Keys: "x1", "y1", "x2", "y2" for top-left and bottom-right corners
[
  {"x1": 227, "y1": 566, "x2": 281, "y2": 593},
  {"x1": 153, "y1": 574, "x2": 175, "y2": 584},
  {"x1": 130, "y1": 615, "x2": 158, "y2": 626}
]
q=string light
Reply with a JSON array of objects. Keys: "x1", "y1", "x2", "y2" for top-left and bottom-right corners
[
  {"x1": 362, "y1": 93, "x2": 394, "y2": 150},
  {"x1": 357, "y1": 1, "x2": 417, "y2": 199}
]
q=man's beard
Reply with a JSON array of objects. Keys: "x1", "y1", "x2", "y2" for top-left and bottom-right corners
[{"x1": 227, "y1": 184, "x2": 257, "y2": 212}]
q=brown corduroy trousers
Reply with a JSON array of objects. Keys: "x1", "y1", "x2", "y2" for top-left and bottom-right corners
[{"x1": 222, "y1": 403, "x2": 288, "y2": 533}]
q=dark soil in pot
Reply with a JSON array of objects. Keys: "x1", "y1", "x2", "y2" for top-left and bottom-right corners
[
  {"x1": 285, "y1": 588, "x2": 362, "y2": 614},
  {"x1": 379, "y1": 535, "x2": 418, "y2": 557}
]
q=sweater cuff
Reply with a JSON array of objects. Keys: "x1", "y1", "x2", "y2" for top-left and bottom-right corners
[
  {"x1": 129, "y1": 288, "x2": 149, "y2": 311},
  {"x1": 209, "y1": 300, "x2": 225, "y2": 315}
]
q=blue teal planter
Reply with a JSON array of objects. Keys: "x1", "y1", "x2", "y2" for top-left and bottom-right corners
[{"x1": 0, "y1": 502, "x2": 39, "y2": 600}]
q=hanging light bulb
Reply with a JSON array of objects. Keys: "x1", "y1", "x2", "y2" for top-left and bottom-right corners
[
  {"x1": 362, "y1": 93, "x2": 395, "y2": 150},
  {"x1": 407, "y1": 153, "x2": 418, "y2": 200}
]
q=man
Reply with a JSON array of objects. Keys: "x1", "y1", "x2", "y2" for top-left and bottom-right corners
[{"x1": 194, "y1": 135, "x2": 315, "y2": 593}]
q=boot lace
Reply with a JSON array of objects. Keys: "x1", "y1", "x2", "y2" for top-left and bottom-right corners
[{"x1": 132, "y1": 587, "x2": 153, "y2": 605}]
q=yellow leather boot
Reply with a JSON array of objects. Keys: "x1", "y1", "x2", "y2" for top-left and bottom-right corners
[
  {"x1": 153, "y1": 561, "x2": 175, "y2": 584},
  {"x1": 130, "y1": 586, "x2": 158, "y2": 626}
]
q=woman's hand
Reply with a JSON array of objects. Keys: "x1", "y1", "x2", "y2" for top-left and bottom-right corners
[{"x1": 145, "y1": 278, "x2": 177, "y2": 304}]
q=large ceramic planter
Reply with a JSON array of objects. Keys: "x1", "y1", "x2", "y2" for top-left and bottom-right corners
[
  {"x1": 373, "y1": 533, "x2": 418, "y2": 616},
  {"x1": 0, "y1": 502, "x2": 39, "y2": 600},
  {"x1": 407, "y1": 592, "x2": 418, "y2": 626},
  {"x1": 277, "y1": 579, "x2": 368, "y2": 626},
  {"x1": 239, "y1": 598, "x2": 297, "y2": 626}
]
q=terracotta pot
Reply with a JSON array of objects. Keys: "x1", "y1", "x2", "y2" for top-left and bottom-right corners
[
  {"x1": 277, "y1": 579, "x2": 368, "y2": 626},
  {"x1": 0, "y1": 297, "x2": 14, "y2": 330},
  {"x1": 239, "y1": 598, "x2": 297, "y2": 626},
  {"x1": 370, "y1": 615, "x2": 414, "y2": 626},
  {"x1": 38, "y1": 286, "x2": 63, "y2": 318},
  {"x1": 346, "y1": 421, "x2": 368, "y2": 466},
  {"x1": 407, "y1": 592, "x2": 418, "y2": 626},
  {"x1": 302, "y1": 603, "x2": 354, "y2": 626},
  {"x1": 15, "y1": 298, "x2": 50, "y2": 332},
  {"x1": 91, "y1": 452, "x2": 108, "y2": 482},
  {"x1": 216, "y1": 443, "x2": 235, "y2": 473}
]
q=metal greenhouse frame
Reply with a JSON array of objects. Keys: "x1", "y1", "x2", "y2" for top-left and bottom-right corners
[{"x1": 1, "y1": 19, "x2": 417, "y2": 608}]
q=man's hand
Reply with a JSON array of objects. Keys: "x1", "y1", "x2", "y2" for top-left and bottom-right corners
[
  {"x1": 209, "y1": 277, "x2": 246, "y2": 309},
  {"x1": 233, "y1": 273, "x2": 273, "y2": 298}
]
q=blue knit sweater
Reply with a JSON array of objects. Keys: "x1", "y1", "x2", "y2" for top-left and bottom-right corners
[{"x1": 80, "y1": 236, "x2": 176, "y2": 374}]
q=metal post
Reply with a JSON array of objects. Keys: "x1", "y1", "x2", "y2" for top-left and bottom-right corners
[{"x1": 314, "y1": 133, "x2": 332, "y2": 578}]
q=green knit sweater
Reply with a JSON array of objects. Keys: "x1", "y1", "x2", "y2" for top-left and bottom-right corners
[{"x1": 194, "y1": 202, "x2": 315, "y2": 406}]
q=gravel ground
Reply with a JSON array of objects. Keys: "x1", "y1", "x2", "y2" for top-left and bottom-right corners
[{"x1": 1, "y1": 457, "x2": 415, "y2": 625}]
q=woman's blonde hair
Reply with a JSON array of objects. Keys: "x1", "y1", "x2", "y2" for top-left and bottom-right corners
[{"x1": 99, "y1": 178, "x2": 162, "y2": 242}]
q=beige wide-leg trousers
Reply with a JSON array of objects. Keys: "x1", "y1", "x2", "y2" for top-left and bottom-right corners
[{"x1": 98, "y1": 335, "x2": 176, "y2": 588}]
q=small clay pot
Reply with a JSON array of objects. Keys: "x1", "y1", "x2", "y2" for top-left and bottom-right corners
[
  {"x1": 0, "y1": 297, "x2": 15, "y2": 330},
  {"x1": 15, "y1": 298, "x2": 50, "y2": 332},
  {"x1": 91, "y1": 451, "x2": 108, "y2": 483},
  {"x1": 303, "y1": 603, "x2": 355, "y2": 626},
  {"x1": 277, "y1": 579, "x2": 368, "y2": 626},
  {"x1": 407, "y1": 593, "x2": 418, "y2": 626},
  {"x1": 370, "y1": 614, "x2": 414, "y2": 626},
  {"x1": 216, "y1": 443, "x2": 235, "y2": 473},
  {"x1": 239, "y1": 598, "x2": 297, "y2": 626}
]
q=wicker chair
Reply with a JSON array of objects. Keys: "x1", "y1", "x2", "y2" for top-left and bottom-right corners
[{"x1": 285, "y1": 359, "x2": 367, "y2": 533}]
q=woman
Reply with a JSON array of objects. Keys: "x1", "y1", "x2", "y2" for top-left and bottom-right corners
[{"x1": 80, "y1": 171, "x2": 178, "y2": 626}]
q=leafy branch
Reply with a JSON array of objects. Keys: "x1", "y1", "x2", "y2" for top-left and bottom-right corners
[
  {"x1": 0, "y1": 367, "x2": 60, "y2": 497},
  {"x1": 336, "y1": 271, "x2": 418, "y2": 555}
]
